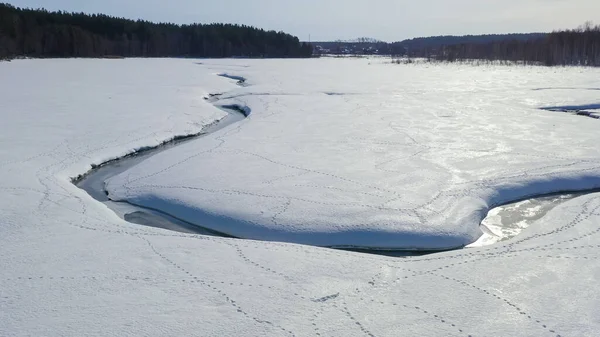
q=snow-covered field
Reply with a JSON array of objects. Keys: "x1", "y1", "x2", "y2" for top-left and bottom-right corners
[
  {"x1": 105, "y1": 59, "x2": 600, "y2": 250},
  {"x1": 2, "y1": 58, "x2": 600, "y2": 336}
]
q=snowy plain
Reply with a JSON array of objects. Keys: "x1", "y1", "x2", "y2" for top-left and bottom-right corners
[
  {"x1": 106, "y1": 59, "x2": 600, "y2": 250},
  {"x1": 2, "y1": 58, "x2": 600, "y2": 336}
]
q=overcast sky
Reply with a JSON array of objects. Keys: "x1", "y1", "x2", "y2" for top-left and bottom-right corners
[{"x1": 7, "y1": 0, "x2": 599, "y2": 41}]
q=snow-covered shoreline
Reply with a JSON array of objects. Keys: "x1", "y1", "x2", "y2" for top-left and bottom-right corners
[
  {"x1": 70, "y1": 117, "x2": 224, "y2": 184},
  {"x1": 3, "y1": 58, "x2": 600, "y2": 336},
  {"x1": 74, "y1": 106, "x2": 248, "y2": 237}
]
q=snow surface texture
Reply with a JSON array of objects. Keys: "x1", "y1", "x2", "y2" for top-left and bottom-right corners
[
  {"x1": 106, "y1": 59, "x2": 600, "y2": 250},
  {"x1": 2, "y1": 58, "x2": 600, "y2": 336}
]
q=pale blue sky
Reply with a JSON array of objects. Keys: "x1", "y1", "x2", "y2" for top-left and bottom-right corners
[{"x1": 7, "y1": 0, "x2": 599, "y2": 41}]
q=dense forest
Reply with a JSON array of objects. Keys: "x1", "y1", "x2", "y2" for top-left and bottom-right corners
[
  {"x1": 0, "y1": 3, "x2": 312, "y2": 59},
  {"x1": 408, "y1": 24, "x2": 600, "y2": 66},
  {"x1": 397, "y1": 33, "x2": 546, "y2": 55}
]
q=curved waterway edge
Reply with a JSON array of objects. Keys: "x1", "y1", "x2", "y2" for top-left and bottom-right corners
[{"x1": 73, "y1": 105, "x2": 247, "y2": 237}]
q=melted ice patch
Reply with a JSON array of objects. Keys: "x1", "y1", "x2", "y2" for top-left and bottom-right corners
[{"x1": 469, "y1": 193, "x2": 589, "y2": 247}]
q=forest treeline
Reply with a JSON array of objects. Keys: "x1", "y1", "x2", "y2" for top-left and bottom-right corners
[
  {"x1": 0, "y1": 3, "x2": 312, "y2": 59},
  {"x1": 397, "y1": 33, "x2": 545, "y2": 53},
  {"x1": 409, "y1": 23, "x2": 600, "y2": 66}
]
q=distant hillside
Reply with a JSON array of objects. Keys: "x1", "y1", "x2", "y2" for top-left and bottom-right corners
[
  {"x1": 335, "y1": 37, "x2": 383, "y2": 43},
  {"x1": 311, "y1": 40, "x2": 392, "y2": 55},
  {"x1": 0, "y1": 3, "x2": 312, "y2": 59},
  {"x1": 311, "y1": 33, "x2": 547, "y2": 56}
]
